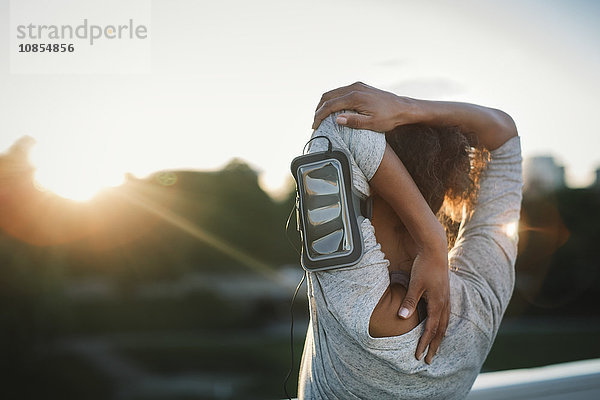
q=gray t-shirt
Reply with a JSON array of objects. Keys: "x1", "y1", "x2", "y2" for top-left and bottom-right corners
[{"x1": 298, "y1": 112, "x2": 523, "y2": 399}]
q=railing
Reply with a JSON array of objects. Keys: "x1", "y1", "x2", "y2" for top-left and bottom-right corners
[
  {"x1": 467, "y1": 358, "x2": 600, "y2": 399},
  {"x1": 288, "y1": 358, "x2": 600, "y2": 400}
]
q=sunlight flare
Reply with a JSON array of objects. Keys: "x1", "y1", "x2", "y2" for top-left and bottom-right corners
[
  {"x1": 118, "y1": 183, "x2": 292, "y2": 288},
  {"x1": 504, "y1": 221, "x2": 518, "y2": 239},
  {"x1": 30, "y1": 141, "x2": 125, "y2": 201}
]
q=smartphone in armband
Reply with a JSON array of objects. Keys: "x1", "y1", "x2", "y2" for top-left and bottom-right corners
[{"x1": 290, "y1": 136, "x2": 371, "y2": 272}]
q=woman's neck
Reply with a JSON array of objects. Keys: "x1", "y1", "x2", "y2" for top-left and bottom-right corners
[{"x1": 370, "y1": 196, "x2": 417, "y2": 273}]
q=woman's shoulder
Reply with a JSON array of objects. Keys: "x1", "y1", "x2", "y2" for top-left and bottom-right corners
[{"x1": 311, "y1": 112, "x2": 387, "y2": 182}]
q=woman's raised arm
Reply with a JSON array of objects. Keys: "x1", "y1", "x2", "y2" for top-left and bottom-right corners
[{"x1": 312, "y1": 82, "x2": 518, "y2": 150}]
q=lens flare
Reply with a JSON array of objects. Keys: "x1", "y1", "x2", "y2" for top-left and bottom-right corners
[{"x1": 504, "y1": 221, "x2": 518, "y2": 239}]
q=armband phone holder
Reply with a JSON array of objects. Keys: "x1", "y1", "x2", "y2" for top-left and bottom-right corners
[{"x1": 290, "y1": 136, "x2": 370, "y2": 272}]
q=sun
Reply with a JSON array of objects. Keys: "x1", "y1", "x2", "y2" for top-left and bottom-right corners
[
  {"x1": 30, "y1": 142, "x2": 125, "y2": 202},
  {"x1": 33, "y1": 167, "x2": 121, "y2": 202}
]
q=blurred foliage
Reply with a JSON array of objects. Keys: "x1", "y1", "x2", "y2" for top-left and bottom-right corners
[
  {"x1": 508, "y1": 187, "x2": 600, "y2": 317},
  {"x1": 0, "y1": 140, "x2": 301, "y2": 399}
]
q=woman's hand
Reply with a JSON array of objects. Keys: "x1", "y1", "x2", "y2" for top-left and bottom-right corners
[
  {"x1": 403, "y1": 239, "x2": 450, "y2": 364},
  {"x1": 312, "y1": 82, "x2": 418, "y2": 132}
]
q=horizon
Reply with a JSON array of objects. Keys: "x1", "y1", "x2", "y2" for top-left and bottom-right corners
[{"x1": 2, "y1": 135, "x2": 596, "y2": 204}]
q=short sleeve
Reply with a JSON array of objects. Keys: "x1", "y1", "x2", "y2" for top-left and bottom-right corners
[{"x1": 308, "y1": 111, "x2": 386, "y2": 198}]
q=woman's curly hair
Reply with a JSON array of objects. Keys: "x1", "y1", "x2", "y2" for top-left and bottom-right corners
[{"x1": 385, "y1": 124, "x2": 488, "y2": 247}]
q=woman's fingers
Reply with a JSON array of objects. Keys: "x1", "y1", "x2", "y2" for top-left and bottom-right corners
[
  {"x1": 424, "y1": 301, "x2": 450, "y2": 364},
  {"x1": 415, "y1": 299, "x2": 441, "y2": 361},
  {"x1": 335, "y1": 113, "x2": 372, "y2": 130},
  {"x1": 398, "y1": 278, "x2": 423, "y2": 319},
  {"x1": 312, "y1": 91, "x2": 365, "y2": 129}
]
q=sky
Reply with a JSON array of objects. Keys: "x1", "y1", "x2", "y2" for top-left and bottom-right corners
[{"x1": 0, "y1": 0, "x2": 599, "y2": 200}]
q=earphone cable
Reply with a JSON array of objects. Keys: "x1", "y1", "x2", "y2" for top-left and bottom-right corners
[{"x1": 283, "y1": 270, "x2": 307, "y2": 400}]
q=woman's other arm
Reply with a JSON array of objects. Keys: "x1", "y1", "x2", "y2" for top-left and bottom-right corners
[
  {"x1": 312, "y1": 82, "x2": 518, "y2": 150},
  {"x1": 369, "y1": 145, "x2": 449, "y2": 364}
]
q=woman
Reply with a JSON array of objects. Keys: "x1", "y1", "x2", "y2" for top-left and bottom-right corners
[{"x1": 298, "y1": 83, "x2": 522, "y2": 399}]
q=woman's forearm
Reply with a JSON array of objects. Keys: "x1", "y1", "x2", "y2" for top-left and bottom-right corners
[
  {"x1": 408, "y1": 100, "x2": 518, "y2": 150},
  {"x1": 312, "y1": 82, "x2": 518, "y2": 151},
  {"x1": 370, "y1": 145, "x2": 447, "y2": 253}
]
